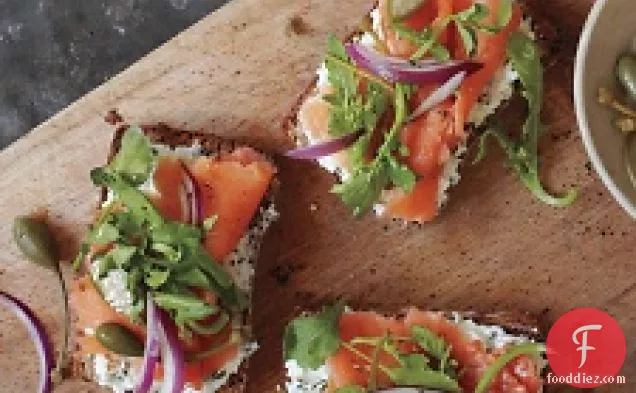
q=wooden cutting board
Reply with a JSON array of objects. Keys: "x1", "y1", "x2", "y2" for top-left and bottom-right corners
[{"x1": 0, "y1": 0, "x2": 633, "y2": 392}]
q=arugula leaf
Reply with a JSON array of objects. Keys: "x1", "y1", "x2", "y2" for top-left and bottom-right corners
[
  {"x1": 188, "y1": 311, "x2": 230, "y2": 335},
  {"x1": 455, "y1": 3, "x2": 489, "y2": 22},
  {"x1": 392, "y1": 23, "x2": 451, "y2": 61},
  {"x1": 327, "y1": 34, "x2": 348, "y2": 61},
  {"x1": 411, "y1": 325, "x2": 448, "y2": 360},
  {"x1": 153, "y1": 292, "x2": 219, "y2": 327},
  {"x1": 107, "y1": 244, "x2": 137, "y2": 267},
  {"x1": 475, "y1": 342, "x2": 545, "y2": 393},
  {"x1": 382, "y1": 338, "x2": 460, "y2": 391},
  {"x1": 146, "y1": 270, "x2": 170, "y2": 289},
  {"x1": 108, "y1": 126, "x2": 156, "y2": 186},
  {"x1": 283, "y1": 302, "x2": 344, "y2": 369},
  {"x1": 88, "y1": 222, "x2": 119, "y2": 245},
  {"x1": 332, "y1": 83, "x2": 415, "y2": 216},
  {"x1": 451, "y1": 3, "x2": 504, "y2": 56},
  {"x1": 151, "y1": 242, "x2": 182, "y2": 263},
  {"x1": 174, "y1": 268, "x2": 212, "y2": 287},
  {"x1": 72, "y1": 243, "x2": 89, "y2": 269},
  {"x1": 391, "y1": 368, "x2": 461, "y2": 391},
  {"x1": 387, "y1": 155, "x2": 417, "y2": 191},
  {"x1": 496, "y1": 0, "x2": 513, "y2": 28},
  {"x1": 475, "y1": 33, "x2": 578, "y2": 206},
  {"x1": 456, "y1": 23, "x2": 477, "y2": 58}
]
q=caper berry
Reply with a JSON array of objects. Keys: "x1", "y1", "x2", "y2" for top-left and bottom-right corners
[
  {"x1": 95, "y1": 323, "x2": 144, "y2": 357},
  {"x1": 12, "y1": 216, "x2": 58, "y2": 270}
]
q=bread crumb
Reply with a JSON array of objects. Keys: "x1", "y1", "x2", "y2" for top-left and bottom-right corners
[
  {"x1": 288, "y1": 15, "x2": 311, "y2": 35},
  {"x1": 309, "y1": 203, "x2": 318, "y2": 212},
  {"x1": 104, "y1": 110, "x2": 123, "y2": 125}
]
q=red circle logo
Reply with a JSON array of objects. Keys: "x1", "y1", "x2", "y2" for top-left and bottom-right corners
[{"x1": 546, "y1": 308, "x2": 626, "y2": 388}]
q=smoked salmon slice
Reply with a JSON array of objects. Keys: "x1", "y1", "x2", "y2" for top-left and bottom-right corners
[
  {"x1": 381, "y1": 0, "x2": 522, "y2": 222},
  {"x1": 328, "y1": 312, "x2": 410, "y2": 391},
  {"x1": 189, "y1": 147, "x2": 276, "y2": 261},
  {"x1": 70, "y1": 276, "x2": 145, "y2": 355},
  {"x1": 149, "y1": 146, "x2": 275, "y2": 261},
  {"x1": 150, "y1": 156, "x2": 188, "y2": 222},
  {"x1": 453, "y1": 0, "x2": 523, "y2": 134}
]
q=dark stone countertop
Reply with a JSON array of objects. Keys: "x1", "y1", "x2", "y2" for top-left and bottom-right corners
[{"x1": 0, "y1": 0, "x2": 230, "y2": 149}]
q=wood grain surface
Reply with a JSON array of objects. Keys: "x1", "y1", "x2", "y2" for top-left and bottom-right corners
[{"x1": 0, "y1": 0, "x2": 633, "y2": 392}]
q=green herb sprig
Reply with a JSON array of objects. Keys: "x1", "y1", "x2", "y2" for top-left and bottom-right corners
[
  {"x1": 474, "y1": 32, "x2": 578, "y2": 207},
  {"x1": 332, "y1": 82, "x2": 416, "y2": 216},
  {"x1": 322, "y1": 37, "x2": 416, "y2": 216}
]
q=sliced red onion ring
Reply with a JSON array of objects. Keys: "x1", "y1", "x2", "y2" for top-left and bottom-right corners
[
  {"x1": 179, "y1": 161, "x2": 203, "y2": 225},
  {"x1": 408, "y1": 71, "x2": 467, "y2": 122},
  {"x1": 156, "y1": 308, "x2": 185, "y2": 393},
  {"x1": 345, "y1": 42, "x2": 481, "y2": 85},
  {"x1": 286, "y1": 130, "x2": 364, "y2": 160},
  {"x1": 134, "y1": 294, "x2": 160, "y2": 393},
  {"x1": 0, "y1": 292, "x2": 53, "y2": 393}
]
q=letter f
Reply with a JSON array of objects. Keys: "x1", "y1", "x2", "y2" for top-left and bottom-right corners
[{"x1": 572, "y1": 324, "x2": 603, "y2": 368}]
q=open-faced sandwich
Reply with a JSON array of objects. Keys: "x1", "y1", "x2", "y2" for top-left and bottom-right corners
[
  {"x1": 286, "y1": 0, "x2": 577, "y2": 222},
  {"x1": 284, "y1": 303, "x2": 545, "y2": 393},
  {"x1": 69, "y1": 124, "x2": 279, "y2": 392}
]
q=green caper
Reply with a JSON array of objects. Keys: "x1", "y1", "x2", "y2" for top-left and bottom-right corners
[
  {"x1": 12, "y1": 216, "x2": 58, "y2": 270},
  {"x1": 95, "y1": 323, "x2": 144, "y2": 357},
  {"x1": 616, "y1": 54, "x2": 636, "y2": 102}
]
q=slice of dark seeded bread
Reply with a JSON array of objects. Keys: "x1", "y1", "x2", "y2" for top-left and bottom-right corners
[
  {"x1": 74, "y1": 123, "x2": 279, "y2": 393},
  {"x1": 282, "y1": 2, "x2": 545, "y2": 223}
]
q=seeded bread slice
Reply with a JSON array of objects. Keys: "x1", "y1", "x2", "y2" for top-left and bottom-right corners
[
  {"x1": 282, "y1": 2, "x2": 543, "y2": 222},
  {"x1": 73, "y1": 123, "x2": 279, "y2": 393}
]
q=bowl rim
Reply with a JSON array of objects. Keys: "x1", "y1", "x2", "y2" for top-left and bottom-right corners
[{"x1": 574, "y1": 0, "x2": 636, "y2": 218}]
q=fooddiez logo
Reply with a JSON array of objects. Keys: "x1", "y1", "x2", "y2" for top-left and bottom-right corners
[{"x1": 546, "y1": 308, "x2": 627, "y2": 388}]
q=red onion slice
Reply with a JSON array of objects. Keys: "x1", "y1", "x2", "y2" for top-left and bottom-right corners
[
  {"x1": 0, "y1": 292, "x2": 53, "y2": 393},
  {"x1": 344, "y1": 42, "x2": 481, "y2": 85},
  {"x1": 286, "y1": 130, "x2": 364, "y2": 160},
  {"x1": 134, "y1": 294, "x2": 160, "y2": 393},
  {"x1": 408, "y1": 71, "x2": 467, "y2": 122},
  {"x1": 157, "y1": 308, "x2": 185, "y2": 393},
  {"x1": 179, "y1": 161, "x2": 203, "y2": 225}
]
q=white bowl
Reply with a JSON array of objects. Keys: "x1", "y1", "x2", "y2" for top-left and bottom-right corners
[{"x1": 574, "y1": 0, "x2": 636, "y2": 218}]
